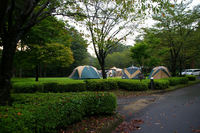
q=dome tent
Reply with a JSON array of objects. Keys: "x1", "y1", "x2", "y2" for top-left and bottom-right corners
[
  {"x1": 148, "y1": 66, "x2": 171, "y2": 79},
  {"x1": 107, "y1": 67, "x2": 123, "y2": 77},
  {"x1": 122, "y1": 66, "x2": 141, "y2": 79},
  {"x1": 69, "y1": 65, "x2": 100, "y2": 79}
]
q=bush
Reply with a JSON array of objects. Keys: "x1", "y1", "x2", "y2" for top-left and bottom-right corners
[
  {"x1": 185, "y1": 75, "x2": 196, "y2": 81},
  {"x1": 0, "y1": 92, "x2": 116, "y2": 133},
  {"x1": 85, "y1": 79, "x2": 118, "y2": 91},
  {"x1": 12, "y1": 80, "x2": 86, "y2": 93},
  {"x1": 167, "y1": 77, "x2": 189, "y2": 86},
  {"x1": 151, "y1": 79, "x2": 170, "y2": 90},
  {"x1": 117, "y1": 79, "x2": 148, "y2": 91}
]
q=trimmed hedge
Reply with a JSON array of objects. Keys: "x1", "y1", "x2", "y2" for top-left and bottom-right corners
[
  {"x1": 167, "y1": 77, "x2": 189, "y2": 86},
  {"x1": 117, "y1": 79, "x2": 148, "y2": 91},
  {"x1": 0, "y1": 92, "x2": 116, "y2": 133},
  {"x1": 11, "y1": 76, "x2": 193, "y2": 93},
  {"x1": 12, "y1": 81, "x2": 86, "y2": 93},
  {"x1": 85, "y1": 79, "x2": 118, "y2": 91},
  {"x1": 185, "y1": 75, "x2": 196, "y2": 81},
  {"x1": 151, "y1": 79, "x2": 170, "y2": 90}
]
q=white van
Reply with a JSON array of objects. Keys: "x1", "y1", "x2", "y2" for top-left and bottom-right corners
[{"x1": 181, "y1": 69, "x2": 200, "y2": 76}]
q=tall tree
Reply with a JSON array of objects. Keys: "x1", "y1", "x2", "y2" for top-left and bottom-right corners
[
  {"x1": 20, "y1": 16, "x2": 73, "y2": 81},
  {"x1": 68, "y1": 27, "x2": 88, "y2": 70},
  {"x1": 151, "y1": 1, "x2": 200, "y2": 76},
  {"x1": 78, "y1": 0, "x2": 146, "y2": 78},
  {"x1": 0, "y1": 0, "x2": 80, "y2": 105}
]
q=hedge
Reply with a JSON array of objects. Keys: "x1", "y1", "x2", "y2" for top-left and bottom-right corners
[
  {"x1": 167, "y1": 77, "x2": 189, "y2": 86},
  {"x1": 150, "y1": 79, "x2": 170, "y2": 90},
  {"x1": 12, "y1": 76, "x2": 193, "y2": 93},
  {"x1": 0, "y1": 92, "x2": 116, "y2": 133},
  {"x1": 117, "y1": 79, "x2": 149, "y2": 91},
  {"x1": 185, "y1": 75, "x2": 196, "y2": 81},
  {"x1": 12, "y1": 81, "x2": 86, "y2": 93},
  {"x1": 85, "y1": 79, "x2": 118, "y2": 91}
]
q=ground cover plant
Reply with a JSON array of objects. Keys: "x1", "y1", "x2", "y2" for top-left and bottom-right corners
[{"x1": 0, "y1": 92, "x2": 116, "y2": 133}]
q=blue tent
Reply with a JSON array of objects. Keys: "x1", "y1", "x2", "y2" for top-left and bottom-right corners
[
  {"x1": 69, "y1": 65, "x2": 100, "y2": 79},
  {"x1": 122, "y1": 66, "x2": 141, "y2": 79}
]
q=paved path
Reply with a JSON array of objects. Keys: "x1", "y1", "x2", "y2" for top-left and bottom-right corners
[{"x1": 117, "y1": 83, "x2": 200, "y2": 133}]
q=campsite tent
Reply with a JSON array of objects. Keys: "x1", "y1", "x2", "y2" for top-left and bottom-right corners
[
  {"x1": 107, "y1": 67, "x2": 123, "y2": 77},
  {"x1": 69, "y1": 65, "x2": 100, "y2": 79},
  {"x1": 122, "y1": 66, "x2": 141, "y2": 79},
  {"x1": 148, "y1": 66, "x2": 171, "y2": 79}
]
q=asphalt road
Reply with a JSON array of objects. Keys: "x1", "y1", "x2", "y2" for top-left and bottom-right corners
[{"x1": 117, "y1": 83, "x2": 200, "y2": 133}]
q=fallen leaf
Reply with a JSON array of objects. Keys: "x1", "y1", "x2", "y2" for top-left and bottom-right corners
[{"x1": 192, "y1": 129, "x2": 200, "y2": 133}]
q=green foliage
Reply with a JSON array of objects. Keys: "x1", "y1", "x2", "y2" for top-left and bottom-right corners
[
  {"x1": 0, "y1": 92, "x2": 116, "y2": 133},
  {"x1": 69, "y1": 27, "x2": 89, "y2": 68},
  {"x1": 117, "y1": 79, "x2": 149, "y2": 91},
  {"x1": 151, "y1": 79, "x2": 170, "y2": 90},
  {"x1": 12, "y1": 78, "x2": 86, "y2": 93},
  {"x1": 185, "y1": 75, "x2": 196, "y2": 81},
  {"x1": 130, "y1": 42, "x2": 150, "y2": 67},
  {"x1": 167, "y1": 77, "x2": 189, "y2": 86},
  {"x1": 105, "y1": 50, "x2": 133, "y2": 69},
  {"x1": 85, "y1": 79, "x2": 118, "y2": 91}
]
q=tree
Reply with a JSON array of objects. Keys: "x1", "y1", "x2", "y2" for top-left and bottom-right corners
[
  {"x1": 105, "y1": 50, "x2": 133, "y2": 69},
  {"x1": 20, "y1": 16, "x2": 73, "y2": 81},
  {"x1": 151, "y1": 1, "x2": 200, "y2": 76},
  {"x1": 78, "y1": 0, "x2": 148, "y2": 78},
  {"x1": 77, "y1": 0, "x2": 170, "y2": 79},
  {"x1": 0, "y1": 0, "x2": 81, "y2": 105},
  {"x1": 68, "y1": 27, "x2": 88, "y2": 72},
  {"x1": 130, "y1": 42, "x2": 149, "y2": 68}
]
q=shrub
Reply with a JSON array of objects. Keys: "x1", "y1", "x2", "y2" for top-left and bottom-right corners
[
  {"x1": 85, "y1": 79, "x2": 118, "y2": 91},
  {"x1": 42, "y1": 82, "x2": 86, "y2": 92},
  {"x1": 0, "y1": 92, "x2": 116, "y2": 133},
  {"x1": 185, "y1": 75, "x2": 196, "y2": 81},
  {"x1": 167, "y1": 77, "x2": 188, "y2": 86},
  {"x1": 12, "y1": 82, "x2": 43, "y2": 93},
  {"x1": 117, "y1": 79, "x2": 148, "y2": 91},
  {"x1": 151, "y1": 79, "x2": 170, "y2": 90},
  {"x1": 12, "y1": 80, "x2": 86, "y2": 93}
]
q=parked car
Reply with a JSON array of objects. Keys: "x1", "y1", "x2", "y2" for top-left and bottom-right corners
[{"x1": 181, "y1": 69, "x2": 200, "y2": 76}]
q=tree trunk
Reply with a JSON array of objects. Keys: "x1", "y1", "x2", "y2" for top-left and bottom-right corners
[
  {"x1": 35, "y1": 64, "x2": 39, "y2": 81},
  {"x1": 0, "y1": 38, "x2": 18, "y2": 105},
  {"x1": 100, "y1": 59, "x2": 107, "y2": 79}
]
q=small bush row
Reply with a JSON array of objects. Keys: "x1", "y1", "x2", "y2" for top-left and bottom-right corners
[
  {"x1": 167, "y1": 77, "x2": 189, "y2": 86},
  {"x1": 12, "y1": 76, "x2": 195, "y2": 93},
  {"x1": 12, "y1": 81, "x2": 86, "y2": 93},
  {"x1": 116, "y1": 79, "x2": 148, "y2": 91},
  {"x1": 185, "y1": 75, "x2": 196, "y2": 81},
  {"x1": 0, "y1": 92, "x2": 116, "y2": 133},
  {"x1": 85, "y1": 79, "x2": 118, "y2": 91},
  {"x1": 150, "y1": 79, "x2": 170, "y2": 90}
]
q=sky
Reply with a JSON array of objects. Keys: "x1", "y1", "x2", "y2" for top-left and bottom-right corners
[{"x1": 61, "y1": 0, "x2": 200, "y2": 56}]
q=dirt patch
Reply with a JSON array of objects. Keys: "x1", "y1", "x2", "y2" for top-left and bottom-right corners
[{"x1": 123, "y1": 98, "x2": 156, "y2": 112}]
